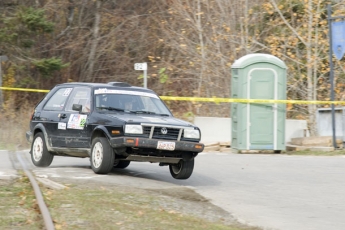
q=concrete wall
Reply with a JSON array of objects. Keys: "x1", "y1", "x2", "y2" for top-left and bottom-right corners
[
  {"x1": 316, "y1": 108, "x2": 344, "y2": 139},
  {"x1": 193, "y1": 117, "x2": 231, "y2": 143},
  {"x1": 193, "y1": 117, "x2": 308, "y2": 144}
]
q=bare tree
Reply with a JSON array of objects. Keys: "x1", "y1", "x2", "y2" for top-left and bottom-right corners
[{"x1": 82, "y1": 0, "x2": 102, "y2": 82}]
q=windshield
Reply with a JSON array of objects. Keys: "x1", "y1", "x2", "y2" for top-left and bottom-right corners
[{"x1": 94, "y1": 90, "x2": 171, "y2": 116}]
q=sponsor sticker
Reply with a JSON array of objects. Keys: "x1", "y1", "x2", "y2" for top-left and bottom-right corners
[
  {"x1": 58, "y1": 122, "x2": 66, "y2": 130},
  {"x1": 67, "y1": 114, "x2": 87, "y2": 130},
  {"x1": 62, "y1": 88, "x2": 73, "y2": 96}
]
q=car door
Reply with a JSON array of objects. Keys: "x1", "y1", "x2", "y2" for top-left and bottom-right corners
[
  {"x1": 57, "y1": 86, "x2": 92, "y2": 148},
  {"x1": 38, "y1": 87, "x2": 74, "y2": 147}
]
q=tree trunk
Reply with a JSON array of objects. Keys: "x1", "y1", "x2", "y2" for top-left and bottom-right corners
[
  {"x1": 306, "y1": 0, "x2": 317, "y2": 136},
  {"x1": 196, "y1": 0, "x2": 206, "y2": 98},
  {"x1": 83, "y1": 0, "x2": 102, "y2": 82}
]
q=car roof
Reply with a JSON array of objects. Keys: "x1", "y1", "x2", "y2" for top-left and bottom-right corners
[{"x1": 54, "y1": 82, "x2": 157, "y2": 94}]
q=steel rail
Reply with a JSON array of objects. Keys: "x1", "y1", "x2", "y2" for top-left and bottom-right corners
[{"x1": 16, "y1": 152, "x2": 55, "y2": 230}]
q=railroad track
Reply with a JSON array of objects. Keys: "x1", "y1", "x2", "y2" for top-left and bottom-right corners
[{"x1": 8, "y1": 150, "x2": 55, "y2": 230}]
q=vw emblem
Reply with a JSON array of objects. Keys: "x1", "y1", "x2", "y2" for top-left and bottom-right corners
[{"x1": 161, "y1": 127, "x2": 168, "y2": 135}]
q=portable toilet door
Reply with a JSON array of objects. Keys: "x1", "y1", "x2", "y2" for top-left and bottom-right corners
[{"x1": 248, "y1": 67, "x2": 278, "y2": 150}]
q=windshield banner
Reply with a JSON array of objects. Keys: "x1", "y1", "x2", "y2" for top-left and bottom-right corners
[{"x1": 94, "y1": 88, "x2": 159, "y2": 99}]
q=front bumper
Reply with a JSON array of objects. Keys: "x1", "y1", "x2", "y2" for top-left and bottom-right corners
[{"x1": 109, "y1": 137, "x2": 204, "y2": 153}]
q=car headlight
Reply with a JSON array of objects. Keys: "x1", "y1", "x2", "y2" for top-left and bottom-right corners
[
  {"x1": 125, "y1": 124, "x2": 143, "y2": 134},
  {"x1": 184, "y1": 128, "x2": 200, "y2": 139}
]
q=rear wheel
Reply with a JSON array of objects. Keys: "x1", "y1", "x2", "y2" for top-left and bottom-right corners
[
  {"x1": 169, "y1": 158, "x2": 194, "y2": 180},
  {"x1": 114, "y1": 160, "x2": 130, "y2": 169},
  {"x1": 90, "y1": 137, "x2": 115, "y2": 174},
  {"x1": 31, "y1": 132, "x2": 54, "y2": 167}
]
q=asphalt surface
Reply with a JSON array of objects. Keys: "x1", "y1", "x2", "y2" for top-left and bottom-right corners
[
  {"x1": 2, "y1": 150, "x2": 345, "y2": 230},
  {"x1": 0, "y1": 150, "x2": 18, "y2": 180}
]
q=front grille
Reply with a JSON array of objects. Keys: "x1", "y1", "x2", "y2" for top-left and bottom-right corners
[
  {"x1": 143, "y1": 126, "x2": 182, "y2": 140},
  {"x1": 143, "y1": 126, "x2": 151, "y2": 137}
]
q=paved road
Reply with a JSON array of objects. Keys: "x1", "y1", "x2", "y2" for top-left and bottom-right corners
[
  {"x1": 0, "y1": 150, "x2": 18, "y2": 180},
  {"x1": 2, "y1": 150, "x2": 345, "y2": 230}
]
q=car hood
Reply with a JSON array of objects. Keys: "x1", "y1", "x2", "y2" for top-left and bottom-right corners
[{"x1": 106, "y1": 113, "x2": 194, "y2": 127}]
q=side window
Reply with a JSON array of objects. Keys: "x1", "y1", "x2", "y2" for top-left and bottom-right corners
[
  {"x1": 65, "y1": 87, "x2": 91, "y2": 112},
  {"x1": 43, "y1": 88, "x2": 72, "y2": 111}
]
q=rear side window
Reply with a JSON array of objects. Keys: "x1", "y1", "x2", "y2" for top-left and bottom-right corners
[
  {"x1": 65, "y1": 87, "x2": 91, "y2": 111},
  {"x1": 43, "y1": 88, "x2": 73, "y2": 111}
]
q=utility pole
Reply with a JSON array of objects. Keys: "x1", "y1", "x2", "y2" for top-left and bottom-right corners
[{"x1": 327, "y1": 4, "x2": 345, "y2": 149}]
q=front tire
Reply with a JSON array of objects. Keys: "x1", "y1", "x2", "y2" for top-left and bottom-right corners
[
  {"x1": 169, "y1": 158, "x2": 194, "y2": 180},
  {"x1": 31, "y1": 132, "x2": 54, "y2": 167},
  {"x1": 91, "y1": 137, "x2": 115, "y2": 174}
]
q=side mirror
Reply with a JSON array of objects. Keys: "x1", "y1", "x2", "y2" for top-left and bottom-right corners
[{"x1": 72, "y1": 104, "x2": 82, "y2": 112}]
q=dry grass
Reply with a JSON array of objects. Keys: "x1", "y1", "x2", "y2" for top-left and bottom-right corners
[
  {"x1": 42, "y1": 183, "x2": 257, "y2": 230},
  {"x1": 0, "y1": 177, "x2": 259, "y2": 230},
  {"x1": 0, "y1": 174, "x2": 43, "y2": 229},
  {"x1": 0, "y1": 101, "x2": 32, "y2": 150}
]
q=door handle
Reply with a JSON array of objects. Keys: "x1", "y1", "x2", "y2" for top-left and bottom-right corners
[{"x1": 60, "y1": 114, "x2": 67, "y2": 119}]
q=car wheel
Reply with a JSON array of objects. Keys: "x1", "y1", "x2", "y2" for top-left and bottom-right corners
[
  {"x1": 91, "y1": 137, "x2": 115, "y2": 174},
  {"x1": 169, "y1": 158, "x2": 194, "y2": 180},
  {"x1": 114, "y1": 160, "x2": 131, "y2": 169},
  {"x1": 31, "y1": 132, "x2": 54, "y2": 167}
]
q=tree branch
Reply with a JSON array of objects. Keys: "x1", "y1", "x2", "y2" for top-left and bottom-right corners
[{"x1": 269, "y1": 0, "x2": 307, "y2": 46}]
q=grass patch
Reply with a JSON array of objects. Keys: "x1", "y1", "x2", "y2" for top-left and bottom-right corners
[
  {"x1": 0, "y1": 174, "x2": 43, "y2": 229},
  {"x1": 43, "y1": 184, "x2": 258, "y2": 230}
]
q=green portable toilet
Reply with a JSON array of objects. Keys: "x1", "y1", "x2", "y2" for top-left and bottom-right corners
[{"x1": 231, "y1": 54, "x2": 287, "y2": 152}]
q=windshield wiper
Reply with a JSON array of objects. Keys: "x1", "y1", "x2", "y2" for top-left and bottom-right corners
[
  {"x1": 129, "y1": 110, "x2": 156, "y2": 114},
  {"x1": 156, "y1": 113, "x2": 170, "y2": 116},
  {"x1": 96, "y1": 106, "x2": 124, "y2": 112},
  {"x1": 129, "y1": 110, "x2": 170, "y2": 116}
]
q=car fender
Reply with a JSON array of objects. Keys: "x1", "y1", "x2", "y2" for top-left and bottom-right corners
[
  {"x1": 32, "y1": 123, "x2": 53, "y2": 152},
  {"x1": 91, "y1": 125, "x2": 112, "y2": 142}
]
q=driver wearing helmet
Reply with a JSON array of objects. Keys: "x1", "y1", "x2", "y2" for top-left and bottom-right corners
[{"x1": 123, "y1": 98, "x2": 133, "y2": 111}]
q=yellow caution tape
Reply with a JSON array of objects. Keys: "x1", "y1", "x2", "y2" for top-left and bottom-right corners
[
  {"x1": 0, "y1": 87, "x2": 49, "y2": 93},
  {"x1": 159, "y1": 97, "x2": 345, "y2": 105},
  {"x1": 1, "y1": 86, "x2": 345, "y2": 105}
]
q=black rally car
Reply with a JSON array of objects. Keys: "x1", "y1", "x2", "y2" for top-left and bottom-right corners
[{"x1": 26, "y1": 82, "x2": 204, "y2": 179}]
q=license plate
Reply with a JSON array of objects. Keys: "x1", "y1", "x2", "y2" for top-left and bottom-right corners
[{"x1": 157, "y1": 141, "x2": 175, "y2": 151}]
